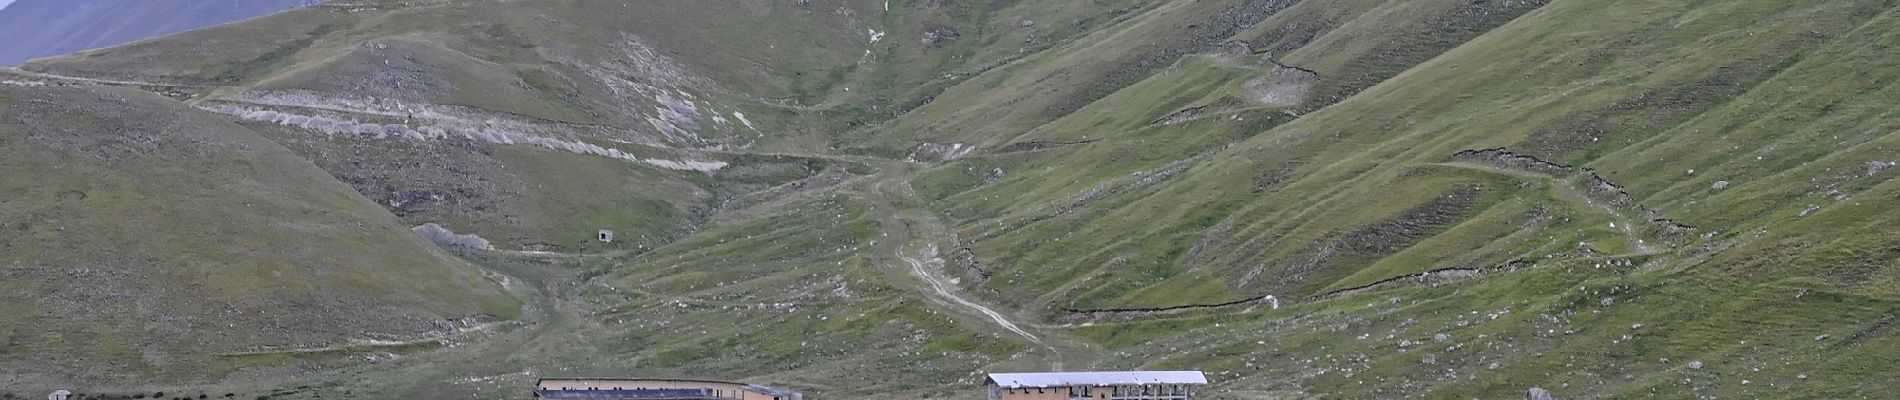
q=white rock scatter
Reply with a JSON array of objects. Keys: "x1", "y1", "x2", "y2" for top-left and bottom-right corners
[
  {"x1": 206, "y1": 104, "x2": 727, "y2": 172},
  {"x1": 412, "y1": 223, "x2": 493, "y2": 250}
]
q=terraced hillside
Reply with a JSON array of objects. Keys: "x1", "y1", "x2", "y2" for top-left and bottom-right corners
[{"x1": 3, "y1": 0, "x2": 1899, "y2": 399}]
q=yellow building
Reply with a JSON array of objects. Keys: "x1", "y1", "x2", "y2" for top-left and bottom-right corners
[
  {"x1": 533, "y1": 378, "x2": 800, "y2": 400},
  {"x1": 985, "y1": 371, "x2": 1208, "y2": 400}
]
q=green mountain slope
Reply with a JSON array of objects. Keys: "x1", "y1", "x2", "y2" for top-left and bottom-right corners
[
  {"x1": 0, "y1": 85, "x2": 518, "y2": 390},
  {"x1": 4, "y1": 0, "x2": 1900, "y2": 398}
]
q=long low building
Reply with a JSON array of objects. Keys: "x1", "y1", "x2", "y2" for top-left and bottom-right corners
[
  {"x1": 985, "y1": 371, "x2": 1208, "y2": 400},
  {"x1": 534, "y1": 378, "x2": 801, "y2": 400}
]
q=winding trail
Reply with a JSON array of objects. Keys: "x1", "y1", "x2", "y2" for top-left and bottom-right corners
[
  {"x1": 901, "y1": 250, "x2": 1043, "y2": 346},
  {"x1": 861, "y1": 164, "x2": 1069, "y2": 371}
]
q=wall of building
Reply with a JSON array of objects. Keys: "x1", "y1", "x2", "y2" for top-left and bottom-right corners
[
  {"x1": 992, "y1": 386, "x2": 1077, "y2": 400},
  {"x1": 990, "y1": 384, "x2": 1197, "y2": 400},
  {"x1": 536, "y1": 379, "x2": 786, "y2": 400}
]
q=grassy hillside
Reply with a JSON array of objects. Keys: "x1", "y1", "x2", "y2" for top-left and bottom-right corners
[
  {"x1": 0, "y1": 85, "x2": 518, "y2": 391},
  {"x1": 914, "y1": 0, "x2": 1900, "y2": 397},
  {"x1": 5, "y1": 0, "x2": 1900, "y2": 398}
]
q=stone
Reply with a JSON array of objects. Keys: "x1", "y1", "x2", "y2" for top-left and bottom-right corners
[
  {"x1": 1868, "y1": 161, "x2": 1893, "y2": 176},
  {"x1": 1526, "y1": 387, "x2": 1554, "y2": 400},
  {"x1": 1712, "y1": 180, "x2": 1730, "y2": 190},
  {"x1": 1600, "y1": 297, "x2": 1616, "y2": 307},
  {"x1": 921, "y1": 27, "x2": 961, "y2": 46},
  {"x1": 1433, "y1": 333, "x2": 1451, "y2": 342},
  {"x1": 1688, "y1": 361, "x2": 1704, "y2": 369}
]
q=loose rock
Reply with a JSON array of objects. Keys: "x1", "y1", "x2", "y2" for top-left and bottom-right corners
[
  {"x1": 1527, "y1": 387, "x2": 1554, "y2": 400},
  {"x1": 921, "y1": 27, "x2": 961, "y2": 46},
  {"x1": 1868, "y1": 161, "x2": 1893, "y2": 176}
]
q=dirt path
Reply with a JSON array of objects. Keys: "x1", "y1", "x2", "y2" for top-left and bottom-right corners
[
  {"x1": 860, "y1": 164, "x2": 1070, "y2": 371},
  {"x1": 900, "y1": 248, "x2": 1044, "y2": 346}
]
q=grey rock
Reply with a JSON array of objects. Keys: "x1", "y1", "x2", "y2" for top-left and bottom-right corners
[
  {"x1": 984, "y1": 167, "x2": 1007, "y2": 184},
  {"x1": 1688, "y1": 360, "x2": 1704, "y2": 369},
  {"x1": 1526, "y1": 387, "x2": 1554, "y2": 400},
  {"x1": 1712, "y1": 180, "x2": 1730, "y2": 190},
  {"x1": 921, "y1": 27, "x2": 961, "y2": 47},
  {"x1": 1869, "y1": 161, "x2": 1893, "y2": 176},
  {"x1": 1433, "y1": 333, "x2": 1451, "y2": 342},
  {"x1": 1600, "y1": 297, "x2": 1616, "y2": 307}
]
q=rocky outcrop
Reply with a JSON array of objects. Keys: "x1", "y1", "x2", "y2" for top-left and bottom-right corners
[
  {"x1": 921, "y1": 27, "x2": 961, "y2": 47},
  {"x1": 203, "y1": 103, "x2": 727, "y2": 172}
]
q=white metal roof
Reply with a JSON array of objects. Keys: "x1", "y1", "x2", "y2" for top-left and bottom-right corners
[{"x1": 986, "y1": 371, "x2": 1208, "y2": 388}]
